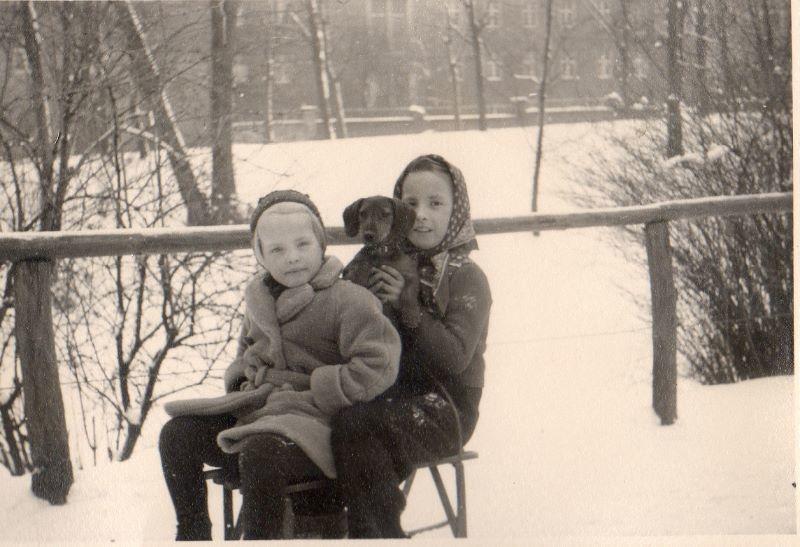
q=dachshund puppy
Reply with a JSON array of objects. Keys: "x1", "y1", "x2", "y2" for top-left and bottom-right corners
[{"x1": 342, "y1": 196, "x2": 421, "y2": 328}]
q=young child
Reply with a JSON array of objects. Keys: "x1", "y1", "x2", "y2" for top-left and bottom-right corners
[
  {"x1": 330, "y1": 154, "x2": 492, "y2": 538},
  {"x1": 159, "y1": 190, "x2": 400, "y2": 540}
]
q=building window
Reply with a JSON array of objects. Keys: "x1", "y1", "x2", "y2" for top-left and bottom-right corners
[
  {"x1": 274, "y1": 58, "x2": 291, "y2": 85},
  {"x1": 486, "y1": 1, "x2": 501, "y2": 28},
  {"x1": 11, "y1": 47, "x2": 28, "y2": 75},
  {"x1": 558, "y1": 1, "x2": 576, "y2": 29},
  {"x1": 390, "y1": 0, "x2": 406, "y2": 17},
  {"x1": 633, "y1": 55, "x2": 647, "y2": 79},
  {"x1": 521, "y1": 52, "x2": 537, "y2": 78},
  {"x1": 453, "y1": 60, "x2": 464, "y2": 82},
  {"x1": 365, "y1": 73, "x2": 380, "y2": 108},
  {"x1": 446, "y1": 1, "x2": 461, "y2": 26},
  {"x1": 560, "y1": 54, "x2": 577, "y2": 80},
  {"x1": 523, "y1": 2, "x2": 537, "y2": 28},
  {"x1": 369, "y1": 0, "x2": 386, "y2": 17},
  {"x1": 271, "y1": 0, "x2": 287, "y2": 23},
  {"x1": 233, "y1": 56, "x2": 249, "y2": 85},
  {"x1": 486, "y1": 59, "x2": 502, "y2": 81},
  {"x1": 598, "y1": 52, "x2": 612, "y2": 80},
  {"x1": 596, "y1": 0, "x2": 611, "y2": 18}
]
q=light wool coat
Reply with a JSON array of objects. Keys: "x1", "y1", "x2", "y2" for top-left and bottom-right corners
[{"x1": 164, "y1": 256, "x2": 400, "y2": 477}]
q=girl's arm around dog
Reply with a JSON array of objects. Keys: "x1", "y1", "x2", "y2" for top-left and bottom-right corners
[{"x1": 309, "y1": 282, "x2": 401, "y2": 415}]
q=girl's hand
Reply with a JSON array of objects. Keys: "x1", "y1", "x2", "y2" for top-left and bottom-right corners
[{"x1": 368, "y1": 265, "x2": 405, "y2": 308}]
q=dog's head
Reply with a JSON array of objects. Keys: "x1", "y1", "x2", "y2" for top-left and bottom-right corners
[{"x1": 343, "y1": 196, "x2": 416, "y2": 244}]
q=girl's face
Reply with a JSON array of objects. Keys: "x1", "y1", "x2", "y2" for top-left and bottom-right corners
[
  {"x1": 401, "y1": 170, "x2": 454, "y2": 250},
  {"x1": 254, "y1": 212, "x2": 324, "y2": 287}
]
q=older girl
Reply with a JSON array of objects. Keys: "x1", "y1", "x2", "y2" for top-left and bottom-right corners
[{"x1": 331, "y1": 154, "x2": 492, "y2": 538}]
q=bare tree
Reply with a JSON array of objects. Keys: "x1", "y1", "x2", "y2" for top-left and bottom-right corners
[
  {"x1": 578, "y1": 0, "x2": 792, "y2": 384},
  {"x1": 319, "y1": 1, "x2": 347, "y2": 138},
  {"x1": 0, "y1": 378, "x2": 28, "y2": 475},
  {"x1": 532, "y1": 0, "x2": 554, "y2": 214},
  {"x1": 114, "y1": 1, "x2": 211, "y2": 225},
  {"x1": 666, "y1": 0, "x2": 686, "y2": 157},
  {"x1": 463, "y1": 0, "x2": 487, "y2": 131},
  {"x1": 444, "y1": 6, "x2": 463, "y2": 130},
  {"x1": 11, "y1": 0, "x2": 82, "y2": 505},
  {"x1": 306, "y1": 0, "x2": 336, "y2": 139},
  {"x1": 0, "y1": 0, "x2": 247, "y2": 485},
  {"x1": 262, "y1": 7, "x2": 276, "y2": 143},
  {"x1": 210, "y1": 0, "x2": 239, "y2": 223},
  {"x1": 692, "y1": 0, "x2": 711, "y2": 113},
  {"x1": 53, "y1": 131, "x2": 244, "y2": 460},
  {"x1": 584, "y1": 0, "x2": 634, "y2": 110}
]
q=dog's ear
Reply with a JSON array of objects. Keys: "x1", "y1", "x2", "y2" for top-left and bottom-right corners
[
  {"x1": 343, "y1": 199, "x2": 363, "y2": 237},
  {"x1": 390, "y1": 198, "x2": 417, "y2": 237}
]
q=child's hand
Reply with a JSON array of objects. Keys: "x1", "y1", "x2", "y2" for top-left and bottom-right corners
[
  {"x1": 261, "y1": 369, "x2": 311, "y2": 391},
  {"x1": 368, "y1": 265, "x2": 405, "y2": 308},
  {"x1": 243, "y1": 350, "x2": 269, "y2": 373}
]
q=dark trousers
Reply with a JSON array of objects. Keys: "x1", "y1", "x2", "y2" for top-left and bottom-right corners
[
  {"x1": 330, "y1": 391, "x2": 478, "y2": 538},
  {"x1": 159, "y1": 414, "x2": 324, "y2": 540}
]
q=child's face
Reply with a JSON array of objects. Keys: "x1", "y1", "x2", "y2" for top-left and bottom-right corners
[
  {"x1": 401, "y1": 170, "x2": 454, "y2": 250},
  {"x1": 254, "y1": 212, "x2": 324, "y2": 287}
]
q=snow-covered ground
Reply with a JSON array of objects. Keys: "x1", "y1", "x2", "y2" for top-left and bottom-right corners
[{"x1": 0, "y1": 123, "x2": 795, "y2": 544}]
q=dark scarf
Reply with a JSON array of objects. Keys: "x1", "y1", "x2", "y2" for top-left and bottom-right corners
[{"x1": 394, "y1": 155, "x2": 478, "y2": 316}]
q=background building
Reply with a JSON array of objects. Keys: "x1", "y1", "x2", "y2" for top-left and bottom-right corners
[{"x1": 148, "y1": 0, "x2": 791, "y2": 143}]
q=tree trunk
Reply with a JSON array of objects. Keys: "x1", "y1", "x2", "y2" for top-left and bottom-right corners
[
  {"x1": 20, "y1": 1, "x2": 55, "y2": 231},
  {"x1": 532, "y1": 0, "x2": 553, "y2": 214},
  {"x1": 714, "y1": 2, "x2": 736, "y2": 110},
  {"x1": 210, "y1": 0, "x2": 238, "y2": 223},
  {"x1": 330, "y1": 76, "x2": 346, "y2": 137},
  {"x1": 464, "y1": 0, "x2": 486, "y2": 131},
  {"x1": 0, "y1": 384, "x2": 27, "y2": 476},
  {"x1": 129, "y1": 90, "x2": 149, "y2": 159},
  {"x1": 319, "y1": 2, "x2": 347, "y2": 138},
  {"x1": 445, "y1": 10, "x2": 462, "y2": 130},
  {"x1": 617, "y1": 0, "x2": 632, "y2": 109},
  {"x1": 307, "y1": 0, "x2": 335, "y2": 139},
  {"x1": 115, "y1": 1, "x2": 210, "y2": 225},
  {"x1": 666, "y1": 0, "x2": 684, "y2": 157},
  {"x1": 263, "y1": 9, "x2": 275, "y2": 144},
  {"x1": 17, "y1": 1, "x2": 74, "y2": 504},
  {"x1": 14, "y1": 261, "x2": 73, "y2": 504},
  {"x1": 694, "y1": 0, "x2": 710, "y2": 113}
]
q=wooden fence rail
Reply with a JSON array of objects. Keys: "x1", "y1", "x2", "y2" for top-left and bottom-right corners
[
  {"x1": 0, "y1": 192, "x2": 790, "y2": 261},
  {"x1": 0, "y1": 191, "x2": 793, "y2": 427}
]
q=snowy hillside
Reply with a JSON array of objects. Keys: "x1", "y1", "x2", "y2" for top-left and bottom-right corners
[{"x1": 0, "y1": 122, "x2": 795, "y2": 543}]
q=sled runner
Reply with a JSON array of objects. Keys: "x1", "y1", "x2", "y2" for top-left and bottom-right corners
[{"x1": 204, "y1": 450, "x2": 478, "y2": 539}]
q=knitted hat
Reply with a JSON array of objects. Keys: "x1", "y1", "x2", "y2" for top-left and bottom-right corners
[{"x1": 250, "y1": 190, "x2": 324, "y2": 233}]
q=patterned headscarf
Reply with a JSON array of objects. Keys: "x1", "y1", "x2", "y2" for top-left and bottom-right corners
[{"x1": 393, "y1": 154, "x2": 478, "y2": 315}]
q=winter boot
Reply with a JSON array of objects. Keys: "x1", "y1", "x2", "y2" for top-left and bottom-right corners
[
  {"x1": 344, "y1": 494, "x2": 383, "y2": 538},
  {"x1": 373, "y1": 484, "x2": 408, "y2": 539},
  {"x1": 176, "y1": 513, "x2": 212, "y2": 541}
]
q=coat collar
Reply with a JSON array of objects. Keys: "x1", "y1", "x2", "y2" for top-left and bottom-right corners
[{"x1": 245, "y1": 256, "x2": 344, "y2": 329}]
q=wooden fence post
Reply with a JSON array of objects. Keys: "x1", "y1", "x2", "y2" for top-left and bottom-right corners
[
  {"x1": 13, "y1": 259, "x2": 73, "y2": 503},
  {"x1": 644, "y1": 221, "x2": 677, "y2": 425}
]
